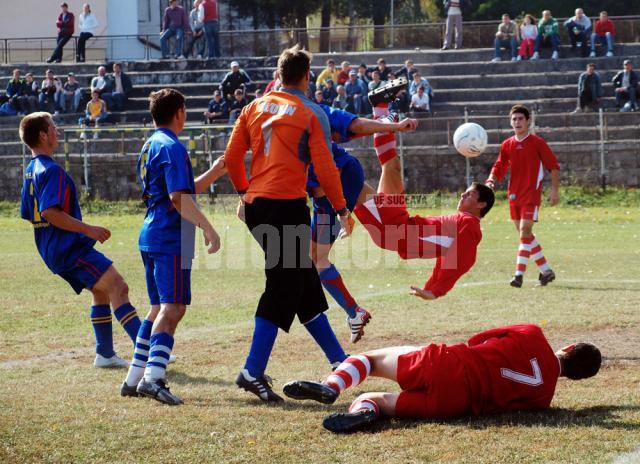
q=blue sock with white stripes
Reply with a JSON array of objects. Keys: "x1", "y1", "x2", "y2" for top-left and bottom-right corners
[
  {"x1": 90, "y1": 304, "x2": 115, "y2": 358},
  {"x1": 304, "y1": 313, "x2": 348, "y2": 365},
  {"x1": 114, "y1": 303, "x2": 141, "y2": 343},
  {"x1": 124, "y1": 319, "x2": 153, "y2": 387},
  {"x1": 244, "y1": 317, "x2": 278, "y2": 378},
  {"x1": 143, "y1": 332, "x2": 174, "y2": 382}
]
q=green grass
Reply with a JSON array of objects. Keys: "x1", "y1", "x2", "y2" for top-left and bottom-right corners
[{"x1": 0, "y1": 203, "x2": 639, "y2": 463}]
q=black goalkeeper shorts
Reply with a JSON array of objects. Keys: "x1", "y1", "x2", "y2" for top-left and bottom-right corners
[{"x1": 245, "y1": 197, "x2": 328, "y2": 332}]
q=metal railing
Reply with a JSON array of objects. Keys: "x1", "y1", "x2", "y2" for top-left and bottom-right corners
[{"x1": 1, "y1": 16, "x2": 640, "y2": 63}]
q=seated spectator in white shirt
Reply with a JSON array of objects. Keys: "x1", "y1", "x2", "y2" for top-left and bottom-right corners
[{"x1": 410, "y1": 86, "x2": 430, "y2": 113}]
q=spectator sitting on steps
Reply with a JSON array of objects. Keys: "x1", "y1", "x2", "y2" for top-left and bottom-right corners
[
  {"x1": 23, "y1": 73, "x2": 40, "y2": 114},
  {"x1": 6, "y1": 69, "x2": 28, "y2": 115},
  {"x1": 79, "y1": 90, "x2": 111, "y2": 139},
  {"x1": 344, "y1": 70, "x2": 366, "y2": 115},
  {"x1": 612, "y1": 60, "x2": 639, "y2": 112},
  {"x1": 228, "y1": 88, "x2": 247, "y2": 124},
  {"x1": 220, "y1": 61, "x2": 251, "y2": 102},
  {"x1": 204, "y1": 89, "x2": 228, "y2": 123},
  {"x1": 60, "y1": 72, "x2": 83, "y2": 113},
  {"x1": 316, "y1": 59, "x2": 338, "y2": 89},
  {"x1": 590, "y1": 11, "x2": 616, "y2": 58},
  {"x1": 337, "y1": 61, "x2": 351, "y2": 85},
  {"x1": 574, "y1": 63, "x2": 602, "y2": 113},
  {"x1": 492, "y1": 14, "x2": 519, "y2": 62},
  {"x1": 101, "y1": 63, "x2": 132, "y2": 112},
  {"x1": 532, "y1": 10, "x2": 560, "y2": 61},
  {"x1": 564, "y1": 8, "x2": 592, "y2": 57},
  {"x1": 375, "y1": 58, "x2": 392, "y2": 81},
  {"x1": 410, "y1": 85, "x2": 430, "y2": 113},
  {"x1": 518, "y1": 14, "x2": 538, "y2": 61},
  {"x1": 332, "y1": 85, "x2": 352, "y2": 112},
  {"x1": 39, "y1": 70, "x2": 63, "y2": 114},
  {"x1": 322, "y1": 79, "x2": 337, "y2": 106},
  {"x1": 90, "y1": 66, "x2": 109, "y2": 95},
  {"x1": 314, "y1": 89, "x2": 324, "y2": 105}
]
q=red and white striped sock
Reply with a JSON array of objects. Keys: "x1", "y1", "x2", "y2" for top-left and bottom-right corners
[
  {"x1": 348, "y1": 398, "x2": 380, "y2": 417},
  {"x1": 325, "y1": 355, "x2": 372, "y2": 394},
  {"x1": 372, "y1": 105, "x2": 397, "y2": 165},
  {"x1": 515, "y1": 236, "x2": 534, "y2": 276},
  {"x1": 530, "y1": 236, "x2": 551, "y2": 273}
]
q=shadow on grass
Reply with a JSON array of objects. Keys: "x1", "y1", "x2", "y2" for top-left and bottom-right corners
[
  {"x1": 370, "y1": 405, "x2": 640, "y2": 433},
  {"x1": 170, "y1": 371, "x2": 235, "y2": 387},
  {"x1": 224, "y1": 396, "x2": 335, "y2": 412},
  {"x1": 551, "y1": 284, "x2": 640, "y2": 292}
]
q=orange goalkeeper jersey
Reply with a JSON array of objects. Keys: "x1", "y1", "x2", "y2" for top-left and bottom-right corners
[{"x1": 224, "y1": 88, "x2": 346, "y2": 211}]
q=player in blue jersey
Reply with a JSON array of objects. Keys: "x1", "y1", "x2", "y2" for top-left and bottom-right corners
[
  {"x1": 310, "y1": 104, "x2": 417, "y2": 343},
  {"x1": 120, "y1": 89, "x2": 222, "y2": 405},
  {"x1": 19, "y1": 112, "x2": 142, "y2": 369}
]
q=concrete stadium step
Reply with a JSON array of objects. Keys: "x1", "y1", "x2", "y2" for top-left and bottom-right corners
[{"x1": 310, "y1": 43, "x2": 640, "y2": 67}]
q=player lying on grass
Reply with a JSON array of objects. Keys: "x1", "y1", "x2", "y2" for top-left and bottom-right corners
[
  {"x1": 19, "y1": 112, "x2": 141, "y2": 368},
  {"x1": 347, "y1": 95, "x2": 495, "y2": 300},
  {"x1": 485, "y1": 104, "x2": 560, "y2": 288},
  {"x1": 283, "y1": 324, "x2": 601, "y2": 433}
]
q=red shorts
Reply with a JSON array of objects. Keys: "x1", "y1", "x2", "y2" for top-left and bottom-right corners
[
  {"x1": 353, "y1": 194, "x2": 450, "y2": 260},
  {"x1": 395, "y1": 344, "x2": 472, "y2": 419},
  {"x1": 509, "y1": 203, "x2": 539, "y2": 222}
]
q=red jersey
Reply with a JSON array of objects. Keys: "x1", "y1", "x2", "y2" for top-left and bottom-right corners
[
  {"x1": 450, "y1": 324, "x2": 560, "y2": 415},
  {"x1": 491, "y1": 133, "x2": 560, "y2": 206},
  {"x1": 594, "y1": 19, "x2": 616, "y2": 37},
  {"x1": 354, "y1": 195, "x2": 481, "y2": 297}
]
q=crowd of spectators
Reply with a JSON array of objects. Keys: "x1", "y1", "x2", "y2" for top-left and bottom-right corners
[{"x1": 493, "y1": 9, "x2": 617, "y2": 62}]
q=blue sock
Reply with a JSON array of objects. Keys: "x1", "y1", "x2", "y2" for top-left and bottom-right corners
[
  {"x1": 304, "y1": 313, "x2": 347, "y2": 365},
  {"x1": 90, "y1": 304, "x2": 115, "y2": 358},
  {"x1": 114, "y1": 303, "x2": 141, "y2": 343},
  {"x1": 143, "y1": 332, "x2": 174, "y2": 381},
  {"x1": 125, "y1": 319, "x2": 153, "y2": 387},
  {"x1": 319, "y1": 265, "x2": 358, "y2": 318},
  {"x1": 244, "y1": 317, "x2": 278, "y2": 378}
]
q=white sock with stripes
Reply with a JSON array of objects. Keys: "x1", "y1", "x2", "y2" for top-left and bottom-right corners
[
  {"x1": 325, "y1": 355, "x2": 372, "y2": 394},
  {"x1": 348, "y1": 398, "x2": 380, "y2": 417}
]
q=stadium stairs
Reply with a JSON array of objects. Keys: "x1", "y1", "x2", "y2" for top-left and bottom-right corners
[{"x1": 1, "y1": 43, "x2": 639, "y2": 199}]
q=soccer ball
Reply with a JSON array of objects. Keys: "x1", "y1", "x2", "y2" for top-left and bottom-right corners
[{"x1": 453, "y1": 122, "x2": 488, "y2": 158}]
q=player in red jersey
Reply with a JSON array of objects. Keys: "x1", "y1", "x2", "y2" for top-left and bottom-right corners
[
  {"x1": 349, "y1": 104, "x2": 495, "y2": 300},
  {"x1": 485, "y1": 104, "x2": 561, "y2": 288},
  {"x1": 282, "y1": 324, "x2": 601, "y2": 433}
]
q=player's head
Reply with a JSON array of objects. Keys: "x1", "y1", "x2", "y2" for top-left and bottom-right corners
[
  {"x1": 509, "y1": 104, "x2": 530, "y2": 135},
  {"x1": 278, "y1": 44, "x2": 312, "y2": 90},
  {"x1": 458, "y1": 182, "x2": 495, "y2": 218},
  {"x1": 149, "y1": 88, "x2": 186, "y2": 132},
  {"x1": 19, "y1": 112, "x2": 58, "y2": 153},
  {"x1": 556, "y1": 343, "x2": 602, "y2": 380}
]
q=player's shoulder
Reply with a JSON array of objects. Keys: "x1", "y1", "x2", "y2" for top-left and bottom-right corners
[
  {"x1": 32, "y1": 156, "x2": 63, "y2": 179},
  {"x1": 528, "y1": 133, "x2": 550, "y2": 145}
]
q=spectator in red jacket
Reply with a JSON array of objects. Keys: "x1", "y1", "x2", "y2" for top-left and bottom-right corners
[
  {"x1": 336, "y1": 61, "x2": 351, "y2": 85},
  {"x1": 47, "y1": 3, "x2": 75, "y2": 63},
  {"x1": 590, "y1": 11, "x2": 616, "y2": 57}
]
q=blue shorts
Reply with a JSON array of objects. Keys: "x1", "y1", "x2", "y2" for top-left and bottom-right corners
[
  {"x1": 311, "y1": 156, "x2": 365, "y2": 245},
  {"x1": 59, "y1": 248, "x2": 113, "y2": 295},
  {"x1": 141, "y1": 251, "x2": 192, "y2": 306}
]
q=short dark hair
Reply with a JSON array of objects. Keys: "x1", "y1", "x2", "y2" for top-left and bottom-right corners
[
  {"x1": 510, "y1": 104, "x2": 530, "y2": 120},
  {"x1": 561, "y1": 343, "x2": 602, "y2": 380},
  {"x1": 149, "y1": 88, "x2": 185, "y2": 126},
  {"x1": 19, "y1": 112, "x2": 52, "y2": 149},
  {"x1": 278, "y1": 45, "x2": 312, "y2": 86},
  {"x1": 471, "y1": 182, "x2": 495, "y2": 218},
  {"x1": 587, "y1": 63, "x2": 596, "y2": 68},
  {"x1": 326, "y1": 59, "x2": 334, "y2": 65}
]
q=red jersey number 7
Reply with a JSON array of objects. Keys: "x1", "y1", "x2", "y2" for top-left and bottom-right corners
[{"x1": 500, "y1": 358, "x2": 543, "y2": 386}]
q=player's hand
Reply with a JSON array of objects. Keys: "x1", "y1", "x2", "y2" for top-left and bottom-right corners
[
  {"x1": 549, "y1": 190, "x2": 560, "y2": 206},
  {"x1": 236, "y1": 199, "x2": 246, "y2": 223},
  {"x1": 203, "y1": 225, "x2": 220, "y2": 254},
  {"x1": 485, "y1": 179, "x2": 496, "y2": 190},
  {"x1": 211, "y1": 155, "x2": 227, "y2": 178},
  {"x1": 396, "y1": 118, "x2": 418, "y2": 132},
  {"x1": 338, "y1": 212, "x2": 353, "y2": 238},
  {"x1": 85, "y1": 225, "x2": 111, "y2": 243},
  {"x1": 410, "y1": 286, "x2": 436, "y2": 300}
]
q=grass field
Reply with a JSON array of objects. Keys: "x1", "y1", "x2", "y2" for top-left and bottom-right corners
[{"x1": 0, "y1": 199, "x2": 639, "y2": 463}]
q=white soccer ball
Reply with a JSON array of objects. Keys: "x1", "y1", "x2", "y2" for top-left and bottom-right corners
[{"x1": 453, "y1": 122, "x2": 488, "y2": 158}]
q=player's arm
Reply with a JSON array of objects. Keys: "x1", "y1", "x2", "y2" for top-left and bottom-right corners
[
  {"x1": 549, "y1": 169, "x2": 560, "y2": 206},
  {"x1": 467, "y1": 324, "x2": 541, "y2": 346},
  {"x1": 538, "y1": 139, "x2": 561, "y2": 206},
  {"x1": 41, "y1": 207, "x2": 110, "y2": 243},
  {"x1": 194, "y1": 155, "x2": 226, "y2": 194},
  {"x1": 485, "y1": 144, "x2": 509, "y2": 188},
  {"x1": 348, "y1": 116, "x2": 418, "y2": 136},
  {"x1": 224, "y1": 107, "x2": 251, "y2": 195},
  {"x1": 169, "y1": 191, "x2": 219, "y2": 254}
]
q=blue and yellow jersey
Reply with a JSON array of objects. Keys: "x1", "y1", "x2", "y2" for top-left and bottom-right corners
[
  {"x1": 137, "y1": 128, "x2": 196, "y2": 257},
  {"x1": 20, "y1": 155, "x2": 94, "y2": 273}
]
